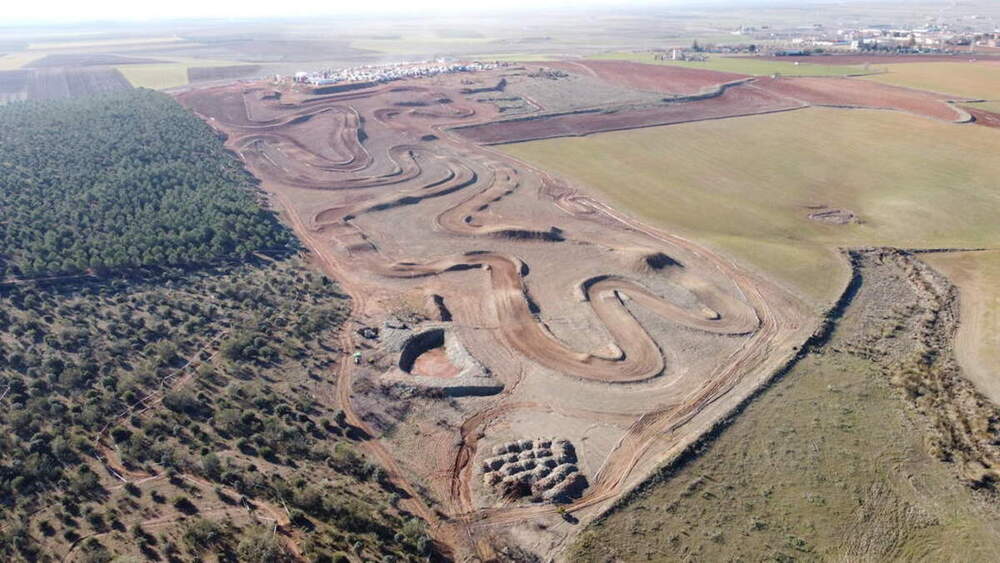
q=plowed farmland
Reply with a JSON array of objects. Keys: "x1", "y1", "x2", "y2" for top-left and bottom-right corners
[
  {"x1": 753, "y1": 76, "x2": 968, "y2": 122},
  {"x1": 544, "y1": 59, "x2": 747, "y2": 95},
  {"x1": 0, "y1": 67, "x2": 132, "y2": 103},
  {"x1": 965, "y1": 105, "x2": 1000, "y2": 128}
]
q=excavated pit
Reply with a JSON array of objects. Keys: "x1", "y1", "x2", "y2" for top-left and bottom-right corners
[{"x1": 399, "y1": 328, "x2": 449, "y2": 375}]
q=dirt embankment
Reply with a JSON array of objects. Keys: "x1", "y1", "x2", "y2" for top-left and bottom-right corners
[{"x1": 965, "y1": 105, "x2": 1000, "y2": 129}]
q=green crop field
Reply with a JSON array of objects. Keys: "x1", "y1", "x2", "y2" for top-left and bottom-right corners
[
  {"x1": 502, "y1": 108, "x2": 1000, "y2": 306},
  {"x1": 865, "y1": 62, "x2": 1000, "y2": 99},
  {"x1": 965, "y1": 100, "x2": 1000, "y2": 113},
  {"x1": 589, "y1": 51, "x2": 871, "y2": 76},
  {"x1": 117, "y1": 63, "x2": 191, "y2": 89},
  {"x1": 116, "y1": 57, "x2": 247, "y2": 89}
]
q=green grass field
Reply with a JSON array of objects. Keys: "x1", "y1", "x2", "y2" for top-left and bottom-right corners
[
  {"x1": 116, "y1": 57, "x2": 247, "y2": 89},
  {"x1": 965, "y1": 100, "x2": 1000, "y2": 113},
  {"x1": 589, "y1": 51, "x2": 871, "y2": 77},
  {"x1": 865, "y1": 62, "x2": 1000, "y2": 99},
  {"x1": 502, "y1": 108, "x2": 1000, "y2": 305},
  {"x1": 117, "y1": 63, "x2": 191, "y2": 89}
]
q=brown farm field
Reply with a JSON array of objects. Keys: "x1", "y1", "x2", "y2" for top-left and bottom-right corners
[
  {"x1": 543, "y1": 59, "x2": 747, "y2": 95},
  {"x1": 501, "y1": 108, "x2": 1000, "y2": 305},
  {"x1": 187, "y1": 64, "x2": 263, "y2": 83},
  {"x1": 965, "y1": 104, "x2": 1000, "y2": 128},
  {"x1": 752, "y1": 75, "x2": 969, "y2": 122}
]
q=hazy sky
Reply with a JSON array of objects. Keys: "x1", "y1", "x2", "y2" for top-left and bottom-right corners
[{"x1": 2, "y1": 0, "x2": 770, "y2": 24}]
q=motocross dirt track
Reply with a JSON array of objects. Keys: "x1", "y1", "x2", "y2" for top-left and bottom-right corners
[{"x1": 177, "y1": 70, "x2": 813, "y2": 559}]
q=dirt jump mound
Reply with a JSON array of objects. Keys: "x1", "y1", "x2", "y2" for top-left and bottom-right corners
[{"x1": 617, "y1": 248, "x2": 681, "y2": 274}]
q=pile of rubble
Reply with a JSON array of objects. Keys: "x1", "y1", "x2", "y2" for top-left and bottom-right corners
[{"x1": 480, "y1": 439, "x2": 588, "y2": 503}]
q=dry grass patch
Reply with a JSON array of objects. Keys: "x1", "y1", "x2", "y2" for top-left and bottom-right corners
[
  {"x1": 865, "y1": 61, "x2": 1000, "y2": 99},
  {"x1": 590, "y1": 51, "x2": 870, "y2": 76}
]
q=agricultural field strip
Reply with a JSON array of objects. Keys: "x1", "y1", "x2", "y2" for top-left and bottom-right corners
[
  {"x1": 864, "y1": 61, "x2": 1000, "y2": 100},
  {"x1": 453, "y1": 68, "x2": 970, "y2": 146}
]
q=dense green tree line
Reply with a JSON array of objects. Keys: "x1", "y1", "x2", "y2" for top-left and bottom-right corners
[{"x1": 0, "y1": 88, "x2": 292, "y2": 278}]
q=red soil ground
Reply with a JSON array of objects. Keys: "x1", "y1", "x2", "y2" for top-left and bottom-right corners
[
  {"x1": 412, "y1": 348, "x2": 461, "y2": 378},
  {"x1": 752, "y1": 76, "x2": 966, "y2": 122},
  {"x1": 543, "y1": 60, "x2": 747, "y2": 95},
  {"x1": 758, "y1": 54, "x2": 999, "y2": 65},
  {"x1": 966, "y1": 106, "x2": 1000, "y2": 129},
  {"x1": 453, "y1": 83, "x2": 803, "y2": 144}
]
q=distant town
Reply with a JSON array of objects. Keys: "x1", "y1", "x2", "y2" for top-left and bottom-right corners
[{"x1": 672, "y1": 22, "x2": 1000, "y2": 58}]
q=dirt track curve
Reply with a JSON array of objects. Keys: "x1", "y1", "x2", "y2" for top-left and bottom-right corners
[{"x1": 177, "y1": 70, "x2": 813, "y2": 560}]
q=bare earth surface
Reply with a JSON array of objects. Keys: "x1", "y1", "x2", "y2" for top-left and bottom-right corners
[
  {"x1": 753, "y1": 75, "x2": 970, "y2": 122},
  {"x1": 922, "y1": 250, "x2": 1000, "y2": 406},
  {"x1": 543, "y1": 59, "x2": 748, "y2": 95},
  {"x1": 177, "y1": 68, "x2": 813, "y2": 558}
]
